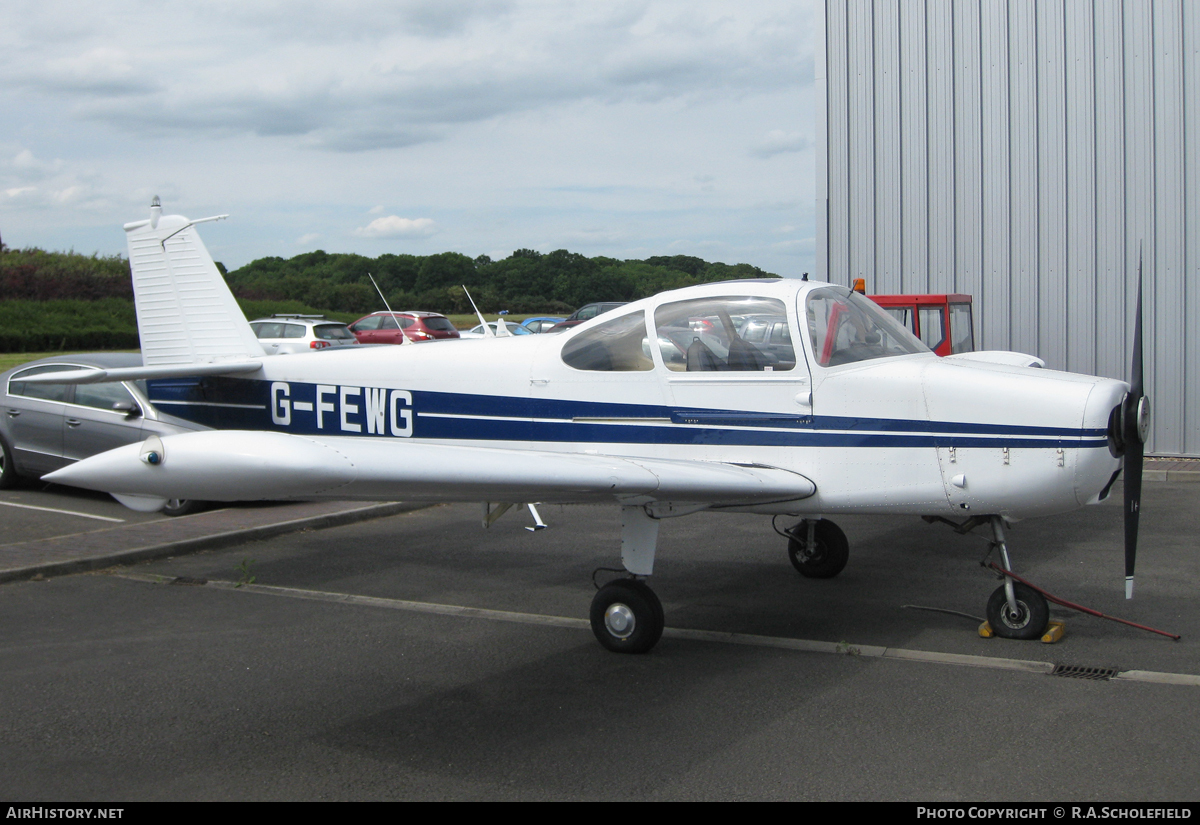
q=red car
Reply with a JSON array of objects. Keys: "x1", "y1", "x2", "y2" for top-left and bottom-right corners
[{"x1": 348, "y1": 311, "x2": 461, "y2": 344}]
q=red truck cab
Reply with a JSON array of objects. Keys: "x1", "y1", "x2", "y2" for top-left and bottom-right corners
[{"x1": 854, "y1": 282, "x2": 975, "y2": 357}]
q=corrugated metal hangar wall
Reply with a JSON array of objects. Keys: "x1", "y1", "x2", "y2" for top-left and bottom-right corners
[{"x1": 815, "y1": 0, "x2": 1199, "y2": 457}]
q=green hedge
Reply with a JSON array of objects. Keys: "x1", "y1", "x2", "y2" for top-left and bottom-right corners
[{"x1": 0, "y1": 298, "x2": 139, "y2": 353}]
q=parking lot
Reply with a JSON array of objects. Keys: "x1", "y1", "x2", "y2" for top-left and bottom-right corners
[{"x1": 2, "y1": 481, "x2": 1199, "y2": 800}]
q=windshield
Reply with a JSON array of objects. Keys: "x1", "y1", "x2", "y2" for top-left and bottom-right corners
[
  {"x1": 315, "y1": 324, "x2": 356, "y2": 340},
  {"x1": 806, "y1": 287, "x2": 929, "y2": 366}
]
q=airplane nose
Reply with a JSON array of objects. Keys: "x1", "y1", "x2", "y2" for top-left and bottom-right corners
[{"x1": 1077, "y1": 379, "x2": 1128, "y2": 506}]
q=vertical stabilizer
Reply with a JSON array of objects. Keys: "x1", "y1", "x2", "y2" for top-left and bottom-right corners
[{"x1": 124, "y1": 199, "x2": 265, "y2": 366}]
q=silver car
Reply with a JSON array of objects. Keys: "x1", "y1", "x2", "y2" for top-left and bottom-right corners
[
  {"x1": 248, "y1": 315, "x2": 360, "y2": 355},
  {"x1": 0, "y1": 353, "x2": 209, "y2": 515}
]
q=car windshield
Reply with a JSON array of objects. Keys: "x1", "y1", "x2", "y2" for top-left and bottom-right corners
[
  {"x1": 315, "y1": 324, "x2": 355, "y2": 340},
  {"x1": 806, "y1": 286, "x2": 929, "y2": 367},
  {"x1": 423, "y1": 317, "x2": 456, "y2": 332}
]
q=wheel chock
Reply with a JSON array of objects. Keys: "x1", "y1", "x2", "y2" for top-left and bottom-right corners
[
  {"x1": 978, "y1": 621, "x2": 995, "y2": 638},
  {"x1": 1040, "y1": 621, "x2": 1066, "y2": 644}
]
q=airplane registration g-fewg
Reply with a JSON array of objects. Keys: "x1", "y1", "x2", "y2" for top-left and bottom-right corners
[{"x1": 42, "y1": 201, "x2": 1151, "y2": 653}]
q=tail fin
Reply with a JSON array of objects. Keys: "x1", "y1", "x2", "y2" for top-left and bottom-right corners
[{"x1": 124, "y1": 197, "x2": 265, "y2": 366}]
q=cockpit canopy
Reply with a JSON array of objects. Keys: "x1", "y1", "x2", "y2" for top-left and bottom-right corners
[
  {"x1": 560, "y1": 283, "x2": 929, "y2": 372},
  {"x1": 805, "y1": 286, "x2": 929, "y2": 366}
]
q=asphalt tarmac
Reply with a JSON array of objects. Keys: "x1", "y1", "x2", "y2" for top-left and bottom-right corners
[{"x1": 2, "y1": 484, "x2": 1198, "y2": 801}]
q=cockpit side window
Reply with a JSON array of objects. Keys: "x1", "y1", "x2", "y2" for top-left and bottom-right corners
[
  {"x1": 805, "y1": 287, "x2": 929, "y2": 367},
  {"x1": 561, "y1": 311, "x2": 653, "y2": 371},
  {"x1": 653, "y1": 296, "x2": 795, "y2": 372}
]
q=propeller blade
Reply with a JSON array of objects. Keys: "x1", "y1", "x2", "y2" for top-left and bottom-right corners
[{"x1": 1122, "y1": 261, "x2": 1146, "y2": 599}]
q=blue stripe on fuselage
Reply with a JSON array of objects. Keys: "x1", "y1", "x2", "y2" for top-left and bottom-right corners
[{"x1": 146, "y1": 376, "x2": 1108, "y2": 449}]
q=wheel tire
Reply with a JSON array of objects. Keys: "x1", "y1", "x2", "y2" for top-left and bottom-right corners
[
  {"x1": 590, "y1": 579, "x2": 664, "y2": 654},
  {"x1": 986, "y1": 583, "x2": 1050, "y2": 640},
  {"x1": 0, "y1": 435, "x2": 20, "y2": 490},
  {"x1": 787, "y1": 519, "x2": 850, "y2": 579},
  {"x1": 161, "y1": 499, "x2": 207, "y2": 517}
]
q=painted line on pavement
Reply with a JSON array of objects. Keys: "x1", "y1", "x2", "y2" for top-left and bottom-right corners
[
  {"x1": 113, "y1": 572, "x2": 1200, "y2": 686},
  {"x1": 0, "y1": 500, "x2": 126, "y2": 522}
]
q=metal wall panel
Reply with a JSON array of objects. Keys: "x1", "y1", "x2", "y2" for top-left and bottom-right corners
[
  {"x1": 1064, "y1": 0, "x2": 1097, "y2": 375},
  {"x1": 927, "y1": 0, "x2": 956, "y2": 294},
  {"x1": 1009, "y1": 0, "x2": 1040, "y2": 354},
  {"x1": 953, "y1": 1, "x2": 984, "y2": 303},
  {"x1": 900, "y1": 0, "x2": 929, "y2": 293},
  {"x1": 1153, "y1": 0, "x2": 1186, "y2": 454},
  {"x1": 827, "y1": 0, "x2": 851, "y2": 281},
  {"x1": 1093, "y1": 0, "x2": 1127, "y2": 382},
  {"x1": 848, "y1": 0, "x2": 876, "y2": 285},
  {"x1": 1124, "y1": 1, "x2": 1156, "y2": 444},
  {"x1": 979, "y1": 0, "x2": 1011, "y2": 350},
  {"x1": 821, "y1": 0, "x2": 1197, "y2": 455},
  {"x1": 1186, "y1": 3, "x2": 1200, "y2": 455},
  {"x1": 874, "y1": 0, "x2": 903, "y2": 292},
  {"x1": 1036, "y1": 0, "x2": 1068, "y2": 369}
]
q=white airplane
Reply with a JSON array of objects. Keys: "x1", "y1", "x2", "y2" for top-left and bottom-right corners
[{"x1": 38, "y1": 200, "x2": 1150, "y2": 654}]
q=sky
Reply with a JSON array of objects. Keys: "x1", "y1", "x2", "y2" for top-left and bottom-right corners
[{"x1": 0, "y1": 1, "x2": 821, "y2": 276}]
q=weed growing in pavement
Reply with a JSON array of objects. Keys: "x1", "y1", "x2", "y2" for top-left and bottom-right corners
[
  {"x1": 836, "y1": 639, "x2": 861, "y2": 656},
  {"x1": 235, "y1": 558, "x2": 256, "y2": 588}
]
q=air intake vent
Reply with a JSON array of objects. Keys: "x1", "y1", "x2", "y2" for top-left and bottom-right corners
[{"x1": 1051, "y1": 664, "x2": 1117, "y2": 680}]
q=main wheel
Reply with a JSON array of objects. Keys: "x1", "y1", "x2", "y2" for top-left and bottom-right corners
[
  {"x1": 986, "y1": 583, "x2": 1050, "y2": 640},
  {"x1": 161, "y1": 499, "x2": 207, "y2": 517},
  {"x1": 590, "y1": 579, "x2": 664, "y2": 654},
  {"x1": 787, "y1": 519, "x2": 849, "y2": 578},
  {"x1": 0, "y1": 435, "x2": 21, "y2": 489}
]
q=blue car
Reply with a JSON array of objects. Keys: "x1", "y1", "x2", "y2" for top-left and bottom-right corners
[{"x1": 519, "y1": 316, "x2": 566, "y2": 334}]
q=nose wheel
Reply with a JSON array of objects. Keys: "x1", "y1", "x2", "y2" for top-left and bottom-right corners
[
  {"x1": 986, "y1": 583, "x2": 1049, "y2": 640},
  {"x1": 590, "y1": 579, "x2": 664, "y2": 654}
]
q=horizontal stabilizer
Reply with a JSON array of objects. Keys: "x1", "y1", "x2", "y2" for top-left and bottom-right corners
[
  {"x1": 19, "y1": 360, "x2": 263, "y2": 385},
  {"x1": 45, "y1": 430, "x2": 817, "y2": 507}
]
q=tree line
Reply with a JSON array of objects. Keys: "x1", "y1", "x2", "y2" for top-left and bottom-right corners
[
  {"x1": 0, "y1": 245, "x2": 780, "y2": 351},
  {"x1": 223, "y1": 248, "x2": 779, "y2": 315}
]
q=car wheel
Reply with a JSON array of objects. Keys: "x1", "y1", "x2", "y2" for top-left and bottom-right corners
[
  {"x1": 0, "y1": 435, "x2": 21, "y2": 489},
  {"x1": 161, "y1": 499, "x2": 207, "y2": 517}
]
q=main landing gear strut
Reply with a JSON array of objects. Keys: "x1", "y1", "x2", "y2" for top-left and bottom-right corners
[{"x1": 590, "y1": 505, "x2": 665, "y2": 653}]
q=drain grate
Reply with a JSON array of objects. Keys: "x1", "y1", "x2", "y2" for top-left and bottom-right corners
[
  {"x1": 170, "y1": 576, "x2": 208, "y2": 586},
  {"x1": 1051, "y1": 664, "x2": 1118, "y2": 680}
]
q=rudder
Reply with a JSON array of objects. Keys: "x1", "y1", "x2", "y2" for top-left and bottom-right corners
[{"x1": 124, "y1": 197, "x2": 265, "y2": 366}]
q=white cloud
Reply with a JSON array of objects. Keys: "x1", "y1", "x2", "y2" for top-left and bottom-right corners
[
  {"x1": 0, "y1": 1, "x2": 821, "y2": 276},
  {"x1": 751, "y1": 129, "x2": 808, "y2": 158},
  {"x1": 0, "y1": 1, "x2": 814, "y2": 153},
  {"x1": 353, "y1": 215, "x2": 438, "y2": 238},
  {"x1": 297, "y1": 232, "x2": 320, "y2": 244}
]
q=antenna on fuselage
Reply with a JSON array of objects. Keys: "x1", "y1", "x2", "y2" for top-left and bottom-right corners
[
  {"x1": 461, "y1": 285, "x2": 495, "y2": 337},
  {"x1": 368, "y1": 272, "x2": 413, "y2": 346}
]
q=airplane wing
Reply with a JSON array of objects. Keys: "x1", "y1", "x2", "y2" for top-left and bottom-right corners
[{"x1": 44, "y1": 429, "x2": 817, "y2": 508}]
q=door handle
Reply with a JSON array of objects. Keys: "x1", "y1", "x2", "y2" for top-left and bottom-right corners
[
  {"x1": 5, "y1": 409, "x2": 19, "y2": 417},
  {"x1": 66, "y1": 418, "x2": 82, "y2": 427}
]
